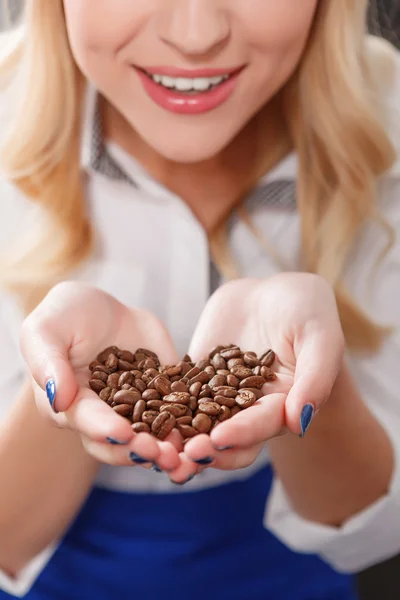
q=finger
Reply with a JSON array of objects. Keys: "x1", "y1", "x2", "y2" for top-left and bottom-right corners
[
  {"x1": 168, "y1": 452, "x2": 198, "y2": 485},
  {"x1": 208, "y1": 393, "x2": 286, "y2": 450},
  {"x1": 64, "y1": 389, "x2": 135, "y2": 444},
  {"x1": 82, "y1": 431, "x2": 156, "y2": 466},
  {"x1": 212, "y1": 443, "x2": 265, "y2": 470},
  {"x1": 154, "y1": 440, "x2": 182, "y2": 472},
  {"x1": 285, "y1": 331, "x2": 344, "y2": 435},
  {"x1": 183, "y1": 434, "x2": 216, "y2": 466},
  {"x1": 20, "y1": 319, "x2": 78, "y2": 414}
]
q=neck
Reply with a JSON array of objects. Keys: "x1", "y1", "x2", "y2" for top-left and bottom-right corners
[{"x1": 101, "y1": 98, "x2": 289, "y2": 232}]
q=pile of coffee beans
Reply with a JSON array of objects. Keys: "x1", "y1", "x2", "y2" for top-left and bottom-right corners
[{"x1": 88, "y1": 345, "x2": 277, "y2": 442}]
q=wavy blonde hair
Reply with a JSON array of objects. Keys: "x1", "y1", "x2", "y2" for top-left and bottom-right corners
[{"x1": 0, "y1": 0, "x2": 397, "y2": 350}]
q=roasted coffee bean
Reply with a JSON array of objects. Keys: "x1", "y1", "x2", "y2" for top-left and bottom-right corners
[
  {"x1": 105, "y1": 353, "x2": 119, "y2": 372},
  {"x1": 136, "y1": 348, "x2": 159, "y2": 359},
  {"x1": 92, "y1": 371, "x2": 108, "y2": 383},
  {"x1": 220, "y1": 347, "x2": 241, "y2": 360},
  {"x1": 118, "y1": 359, "x2": 135, "y2": 371},
  {"x1": 243, "y1": 352, "x2": 260, "y2": 368},
  {"x1": 189, "y1": 381, "x2": 202, "y2": 397},
  {"x1": 131, "y1": 369, "x2": 143, "y2": 379},
  {"x1": 203, "y1": 366, "x2": 216, "y2": 379},
  {"x1": 170, "y1": 376, "x2": 181, "y2": 383},
  {"x1": 218, "y1": 406, "x2": 231, "y2": 421},
  {"x1": 253, "y1": 366, "x2": 261, "y2": 376},
  {"x1": 260, "y1": 366, "x2": 277, "y2": 381},
  {"x1": 132, "y1": 422, "x2": 151, "y2": 434},
  {"x1": 189, "y1": 371, "x2": 210, "y2": 386},
  {"x1": 113, "y1": 404, "x2": 132, "y2": 417},
  {"x1": 239, "y1": 376, "x2": 265, "y2": 390},
  {"x1": 184, "y1": 407, "x2": 193, "y2": 417},
  {"x1": 89, "y1": 379, "x2": 106, "y2": 393},
  {"x1": 212, "y1": 386, "x2": 237, "y2": 398},
  {"x1": 216, "y1": 369, "x2": 230, "y2": 377},
  {"x1": 142, "y1": 368, "x2": 159, "y2": 384},
  {"x1": 213, "y1": 395, "x2": 236, "y2": 408},
  {"x1": 227, "y1": 358, "x2": 245, "y2": 370},
  {"x1": 182, "y1": 354, "x2": 192, "y2": 363},
  {"x1": 178, "y1": 424, "x2": 198, "y2": 438},
  {"x1": 192, "y1": 413, "x2": 212, "y2": 433},
  {"x1": 144, "y1": 358, "x2": 158, "y2": 370},
  {"x1": 153, "y1": 375, "x2": 172, "y2": 396},
  {"x1": 134, "y1": 379, "x2": 147, "y2": 394},
  {"x1": 97, "y1": 346, "x2": 119, "y2": 363},
  {"x1": 260, "y1": 350, "x2": 275, "y2": 367},
  {"x1": 177, "y1": 416, "x2": 193, "y2": 426},
  {"x1": 121, "y1": 383, "x2": 132, "y2": 390},
  {"x1": 201, "y1": 384, "x2": 212, "y2": 395},
  {"x1": 211, "y1": 353, "x2": 227, "y2": 370},
  {"x1": 163, "y1": 392, "x2": 190, "y2": 405},
  {"x1": 208, "y1": 345, "x2": 226, "y2": 358},
  {"x1": 240, "y1": 387, "x2": 264, "y2": 400},
  {"x1": 188, "y1": 396, "x2": 198, "y2": 412},
  {"x1": 99, "y1": 386, "x2": 112, "y2": 402},
  {"x1": 89, "y1": 360, "x2": 102, "y2": 371},
  {"x1": 114, "y1": 389, "x2": 141, "y2": 406},
  {"x1": 180, "y1": 362, "x2": 192, "y2": 376},
  {"x1": 227, "y1": 374, "x2": 239, "y2": 388},
  {"x1": 117, "y1": 350, "x2": 135, "y2": 363},
  {"x1": 198, "y1": 401, "x2": 221, "y2": 416},
  {"x1": 231, "y1": 406, "x2": 241, "y2": 417},
  {"x1": 118, "y1": 371, "x2": 134, "y2": 387},
  {"x1": 147, "y1": 399, "x2": 164, "y2": 411},
  {"x1": 185, "y1": 366, "x2": 200, "y2": 380},
  {"x1": 142, "y1": 389, "x2": 161, "y2": 401},
  {"x1": 133, "y1": 399, "x2": 146, "y2": 423},
  {"x1": 230, "y1": 365, "x2": 253, "y2": 380},
  {"x1": 209, "y1": 374, "x2": 227, "y2": 389},
  {"x1": 142, "y1": 410, "x2": 159, "y2": 426},
  {"x1": 152, "y1": 412, "x2": 176, "y2": 440},
  {"x1": 160, "y1": 403, "x2": 187, "y2": 418},
  {"x1": 235, "y1": 390, "x2": 257, "y2": 408},
  {"x1": 196, "y1": 358, "x2": 210, "y2": 370},
  {"x1": 172, "y1": 380, "x2": 189, "y2": 393}
]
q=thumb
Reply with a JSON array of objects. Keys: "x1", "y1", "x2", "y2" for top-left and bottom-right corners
[
  {"x1": 285, "y1": 331, "x2": 344, "y2": 436},
  {"x1": 20, "y1": 321, "x2": 78, "y2": 414}
]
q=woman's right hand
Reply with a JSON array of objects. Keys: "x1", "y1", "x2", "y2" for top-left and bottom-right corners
[{"x1": 19, "y1": 282, "x2": 185, "y2": 474}]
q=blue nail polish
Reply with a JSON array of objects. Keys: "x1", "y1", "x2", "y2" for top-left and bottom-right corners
[
  {"x1": 214, "y1": 445, "x2": 233, "y2": 451},
  {"x1": 46, "y1": 380, "x2": 57, "y2": 411},
  {"x1": 152, "y1": 463, "x2": 163, "y2": 473},
  {"x1": 194, "y1": 456, "x2": 214, "y2": 466},
  {"x1": 172, "y1": 474, "x2": 195, "y2": 486},
  {"x1": 107, "y1": 437, "x2": 129, "y2": 446},
  {"x1": 300, "y1": 404, "x2": 314, "y2": 438},
  {"x1": 129, "y1": 452, "x2": 149, "y2": 464}
]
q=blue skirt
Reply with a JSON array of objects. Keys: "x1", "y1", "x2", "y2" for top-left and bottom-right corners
[{"x1": 1, "y1": 466, "x2": 357, "y2": 599}]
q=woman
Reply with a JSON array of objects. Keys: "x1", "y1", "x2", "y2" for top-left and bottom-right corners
[{"x1": 0, "y1": 1, "x2": 399, "y2": 599}]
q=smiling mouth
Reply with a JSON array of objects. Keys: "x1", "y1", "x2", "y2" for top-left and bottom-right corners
[{"x1": 136, "y1": 67, "x2": 242, "y2": 94}]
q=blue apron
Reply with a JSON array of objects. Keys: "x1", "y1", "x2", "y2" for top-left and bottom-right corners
[{"x1": 1, "y1": 466, "x2": 357, "y2": 599}]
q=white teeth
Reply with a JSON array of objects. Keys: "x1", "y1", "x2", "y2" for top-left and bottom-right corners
[{"x1": 149, "y1": 73, "x2": 229, "y2": 92}]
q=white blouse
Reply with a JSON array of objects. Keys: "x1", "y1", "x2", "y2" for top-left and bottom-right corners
[{"x1": 1, "y1": 37, "x2": 400, "y2": 597}]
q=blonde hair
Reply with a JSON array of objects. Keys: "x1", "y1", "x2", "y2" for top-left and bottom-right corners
[{"x1": 0, "y1": 0, "x2": 397, "y2": 350}]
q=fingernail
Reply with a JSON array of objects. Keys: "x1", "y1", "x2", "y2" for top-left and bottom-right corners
[
  {"x1": 300, "y1": 404, "x2": 314, "y2": 438},
  {"x1": 193, "y1": 456, "x2": 214, "y2": 466},
  {"x1": 152, "y1": 463, "x2": 163, "y2": 473},
  {"x1": 214, "y1": 445, "x2": 233, "y2": 451},
  {"x1": 106, "y1": 437, "x2": 129, "y2": 446},
  {"x1": 172, "y1": 474, "x2": 195, "y2": 486},
  {"x1": 46, "y1": 379, "x2": 57, "y2": 412},
  {"x1": 129, "y1": 452, "x2": 149, "y2": 464}
]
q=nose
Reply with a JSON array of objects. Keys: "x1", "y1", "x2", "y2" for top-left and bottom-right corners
[{"x1": 157, "y1": 0, "x2": 230, "y2": 57}]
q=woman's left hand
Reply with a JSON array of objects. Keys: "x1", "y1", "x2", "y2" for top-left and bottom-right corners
[{"x1": 183, "y1": 273, "x2": 345, "y2": 470}]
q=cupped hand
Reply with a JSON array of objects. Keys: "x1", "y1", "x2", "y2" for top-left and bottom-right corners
[{"x1": 183, "y1": 274, "x2": 345, "y2": 471}]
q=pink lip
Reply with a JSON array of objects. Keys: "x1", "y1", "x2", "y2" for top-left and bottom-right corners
[{"x1": 134, "y1": 65, "x2": 245, "y2": 115}]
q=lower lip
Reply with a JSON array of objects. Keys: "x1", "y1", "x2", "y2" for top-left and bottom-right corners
[{"x1": 135, "y1": 69, "x2": 240, "y2": 115}]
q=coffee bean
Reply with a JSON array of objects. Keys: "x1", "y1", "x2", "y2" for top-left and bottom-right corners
[
  {"x1": 260, "y1": 366, "x2": 277, "y2": 381},
  {"x1": 114, "y1": 389, "x2": 141, "y2": 406},
  {"x1": 189, "y1": 381, "x2": 202, "y2": 397},
  {"x1": 136, "y1": 348, "x2": 159, "y2": 360},
  {"x1": 231, "y1": 406, "x2": 241, "y2": 417},
  {"x1": 184, "y1": 407, "x2": 193, "y2": 417},
  {"x1": 177, "y1": 416, "x2": 193, "y2": 426},
  {"x1": 142, "y1": 389, "x2": 161, "y2": 401},
  {"x1": 121, "y1": 383, "x2": 132, "y2": 390},
  {"x1": 97, "y1": 346, "x2": 119, "y2": 363},
  {"x1": 185, "y1": 366, "x2": 200, "y2": 380},
  {"x1": 192, "y1": 413, "x2": 212, "y2": 433},
  {"x1": 209, "y1": 374, "x2": 227, "y2": 389},
  {"x1": 92, "y1": 371, "x2": 108, "y2": 383},
  {"x1": 144, "y1": 358, "x2": 158, "y2": 370},
  {"x1": 99, "y1": 386, "x2": 112, "y2": 402},
  {"x1": 89, "y1": 360, "x2": 102, "y2": 371},
  {"x1": 230, "y1": 365, "x2": 253, "y2": 380},
  {"x1": 89, "y1": 379, "x2": 106, "y2": 393},
  {"x1": 163, "y1": 392, "x2": 190, "y2": 405},
  {"x1": 227, "y1": 374, "x2": 239, "y2": 388},
  {"x1": 152, "y1": 412, "x2": 176, "y2": 440},
  {"x1": 188, "y1": 396, "x2": 198, "y2": 412},
  {"x1": 212, "y1": 386, "x2": 237, "y2": 398},
  {"x1": 204, "y1": 365, "x2": 216, "y2": 378},
  {"x1": 260, "y1": 350, "x2": 275, "y2": 367},
  {"x1": 134, "y1": 379, "x2": 146, "y2": 394},
  {"x1": 142, "y1": 368, "x2": 159, "y2": 384},
  {"x1": 220, "y1": 347, "x2": 241, "y2": 360},
  {"x1": 160, "y1": 403, "x2": 187, "y2": 418},
  {"x1": 118, "y1": 360, "x2": 135, "y2": 371},
  {"x1": 253, "y1": 366, "x2": 261, "y2": 376},
  {"x1": 243, "y1": 352, "x2": 260, "y2": 368},
  {"x1": 182, "y1": 354, "x2": 192, "y2": 363},
  {"x1": 117, "y1": 350, "x2": 135, "y2": 363},
  {"x1": 196, "y1": 359, "x2": 210, "y2": 370},
  {"x1": 172, "y1": 380, "x2": 189, "y2": 393},
  {"x1": 235, "y1": 390, "x2": 257, "y2": 408},
  {"x1": 240, "y1": 387, "x2": 264, "y2": 400},
  {"x1": 105, "y1": 353, "x2": 119, "y2": 372},
  {"x1": 211, "y1": 353, "x2": 227, "y2": 370},
  {"x1": 180, "y1": 362, "x2": 192, "y2": 376},
  {"x1": 177, "y1": 424, "x2": 198, "y2": 438},
  {"x1": 147, "y1": 399, "x2": 164, "y2": 411},
  {"x1": 133, "y1": 399, "x2": 146, "y2": 423},
  {"x1": 208, "y1": 345, "x2": 226, "y2": 358},
  {"x1": 153, "y1": 375, "x2": 172, "y2": 396},
  {"x1": 132, "y1": 422, "x2": 151, "y2": 434},
  {"x1": 142, "y1": 410, "x2": 159, "y2": 426},
  {"x1": 113, "y1": 404, "x2": 132, "y2": 417},
  {"x1": 131, "y1": 370, "x2": 142, "y2": 379},
  {"x1": 198, "y1": 402, "x2": 221, "y2": 416},
  {"x1": 213, "y1": 395, "x2": 236, "y2": 408},
  {"x1": 216, "y1": 369, "x2": 230, "y2": 376},
  {"x1": 227, "y1": 358, "x2": 245, "y2": 369},
  {"x1": 118, "y1": 371, "x2": 134, "y2": 387},
  {"x1": 239, "y1": 376, "x2": 265, "y2": 390},
  {"x1": 219, "y1": 405, "x2": 231, "y2": 421},
  {"x1": 170, "y1": 376, "x2": 181, "y2": 383}
]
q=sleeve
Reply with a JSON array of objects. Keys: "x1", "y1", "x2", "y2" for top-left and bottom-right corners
[{"x1": 265, "y1": 48, "x2": 400, "y2": 572}]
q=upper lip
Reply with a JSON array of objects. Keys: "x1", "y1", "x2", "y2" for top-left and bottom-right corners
[{"x1": 137, "y1": 65, "x2": 245, "y2": 78}]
